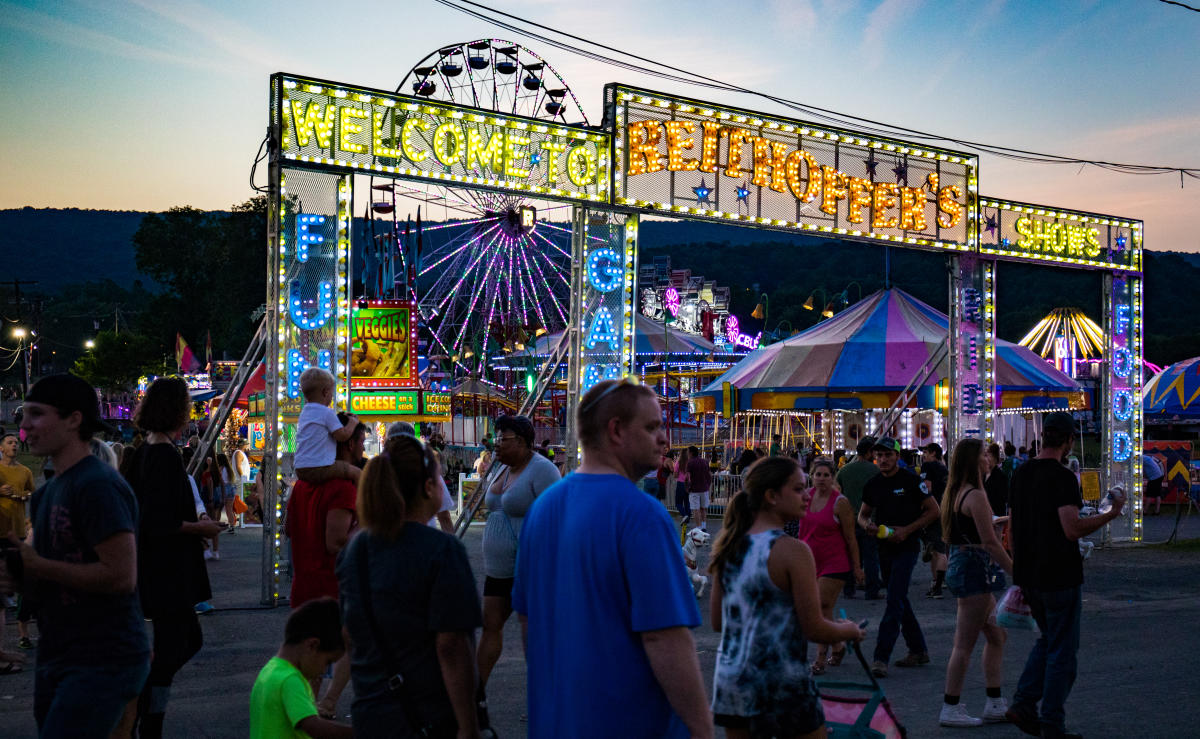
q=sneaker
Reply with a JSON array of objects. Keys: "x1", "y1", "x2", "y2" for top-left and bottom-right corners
[
  {"x1": 894, "y1": 652, "x2": 930, "y2": 667},
  {"x1": 17, "y1": 637, "x2": 36, "y2": 650},
  {"x1": 1005, "y1": 703, "x2": 1041, "y2": 736},
  {"x1": 203, "y1": 550, "x2": 214, "y2": 560},
  {"x1": 870, "y1": 661, "x2": 888, "y2": 677},
  {"x1": 982, "y1": 697, "x2": 1009, "y2": 722},
  {"x1": 939, "y1": 703, "x2": 983, "y2": 727},
  {"x1": 926, "y1": 586, "x2": 944, "y2": 599},
  {"x1": 212, "y1": 552, "x2": 220, "y2": 561},
  {"x1": 194, "y1": 601, "x2": 215, "y2": 615}
]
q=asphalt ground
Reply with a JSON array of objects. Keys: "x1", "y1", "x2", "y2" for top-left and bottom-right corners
[{"x1": 3, "y1": 505, "x2": 1199, "y2": 737}]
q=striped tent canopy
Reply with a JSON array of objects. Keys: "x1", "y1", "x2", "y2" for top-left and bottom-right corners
[
  {"x1": 1143, "y1": 356, "x2": 1200, "y2": 417},
  {"x1": 697, "y1": 288, "x2": 1082, "y2": 410}
]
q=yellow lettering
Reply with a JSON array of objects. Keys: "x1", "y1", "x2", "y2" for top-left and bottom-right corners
[
  {"x1": 664, "y1": 121, "x2": 699, "y2": 171},
  {"x1": 723, "y1": 127, "x2": 751, "y2": 179},
  {"x1": 1015, "y1": 216, "x2": 1035, "y2": 249},
  {"x1": 936, "y1": 185, "x2": 963, "y2": 229},
  {"x1": 373, "y1": 112, "x2": 401, "y2": 158},
  {"x1": 751, "y1": 137, "x2": 790, "y2": 192},
  {"x1": 820, "y1": 166, "x2": 848, "y2": 216},
  {"x1": 338, "y1": 106, "x2": 368, "y2": 154},
  {"x1": 505, "y1": 133, "x2": 530, "y2": 179},
  {"x1": 290, "y1": 100, "x2": 335, "y2": 148},
  {"x1": 1083, "y1": 227, "x2": 1101, "y2": 257},
  {"x1": 401, "y1": 117, "x2": 429, "y2": 163},
  {"x1": 871, "y1": 183, "x2": 900, "y2": 229},
  {"x1": 566, "y1": 145, "x2": 598, "y2": 187},
  {"x1": 540, "y1": 141, "x2": 567, "y2": 184},
  {"x1": 846, "y1": 177, "x2": 873, "y2": 224},
  {"x1": 466, "y1": 128, "x2": 504, "y2": 171},
  {"x1": 698, "y1": 121, "x2": 722, "y2": 173},
  {"x1": 784, "y1": 150, "x2": 821, "y2": 203},
  {"x1": 900, "y1": 186, "x2": 927, "y2": 230},
  {"x1": 626, "y1": 121, "x2": 663, "y2": 176}
]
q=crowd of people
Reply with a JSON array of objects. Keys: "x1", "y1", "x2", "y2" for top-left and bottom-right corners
[{"x1": 0, "y1": 367, "x2": 1127, "y2": 739}]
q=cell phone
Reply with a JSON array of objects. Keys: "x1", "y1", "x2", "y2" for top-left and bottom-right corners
[{"x1": 858, "y1": 619, "x2": 869, "y2": 630}]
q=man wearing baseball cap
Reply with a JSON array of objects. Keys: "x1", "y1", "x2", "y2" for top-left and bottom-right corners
[
  {"x1": 4, "y1": 374, "x2": 150, "y2": 735},
  {"x1": 856, "y1": 436, "x2": 940, "y2": 677},
  {"x1": 1006, "y1": 411, "x2": 1124, "y2": 739}
]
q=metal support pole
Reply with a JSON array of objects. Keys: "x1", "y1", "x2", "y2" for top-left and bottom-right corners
[
  {"x1": 262, "y1": 79, "x2": 283, "y2": 606},
  {"x1": 564, "y1": 205, "x2": 586, "y2": 471}
]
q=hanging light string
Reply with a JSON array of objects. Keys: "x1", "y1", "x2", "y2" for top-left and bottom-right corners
[{"x1": 434, "y1": 0, "x2": 1200, "y2": 182}]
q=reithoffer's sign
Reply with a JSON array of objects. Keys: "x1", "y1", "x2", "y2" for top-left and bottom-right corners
[{"x1": 607, "y1": 84, "x2": 978, "y2": 253}]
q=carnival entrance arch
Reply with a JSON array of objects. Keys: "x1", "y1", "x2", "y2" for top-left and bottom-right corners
[{"x1": 262, "y1": 54, "x2": 1142, "y2": 605}]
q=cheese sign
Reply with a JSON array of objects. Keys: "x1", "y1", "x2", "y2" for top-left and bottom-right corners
[
  {"x1": 351, "y1": 301, "x2": 420, "y2": 389},
  {"x1": 350, "y1": 391, "x2": 419, "y2": 415}
]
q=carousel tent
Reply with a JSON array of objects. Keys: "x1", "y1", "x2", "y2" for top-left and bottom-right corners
[
  {"x1": 697, "y1": 288, "x2": 1083, "y2": 411},
  {"x1": 1143, "y1": 356, "x2": 1200, "y2": 419},
  {"x1": 499, "y1": 313, "x2": 738, "y2": 364}
]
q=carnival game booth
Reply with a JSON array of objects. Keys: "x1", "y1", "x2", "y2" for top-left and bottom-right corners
[
  {"x1": 1143, "y1": 357, "x2": 1200, "y2": 424},
  {"x1": 694, "y1": 288, "x2": 1086, "y2": 453}
]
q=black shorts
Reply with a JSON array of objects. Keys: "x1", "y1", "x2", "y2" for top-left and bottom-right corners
[
  {"x1": 483, "y1": 576, "x2": 514, "y2": 599},
  {"x1": 715, "y1": 696, "x2": 825, "y2": 736},
  {"x1": 922, "y1": 524, "x2": 948, "y2": 554}
]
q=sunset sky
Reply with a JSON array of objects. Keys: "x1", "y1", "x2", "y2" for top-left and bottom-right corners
[{"x1": 2, "y1": 0, "x2": 1197, "y2": 250}]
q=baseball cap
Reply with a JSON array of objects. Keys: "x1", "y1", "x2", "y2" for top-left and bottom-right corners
[
  {"x1": 386, "y1": 421, "x2": 416, "y2": 440},
  {"x1": 873, "y1": 436, "x2": 901, "y2": 453},
  {"x1": 1043, "y1": 411, "x2": 1075, "y2": 437},
  {"x1": 25, "y1": 374, "x2": 117, "y2": 436}
]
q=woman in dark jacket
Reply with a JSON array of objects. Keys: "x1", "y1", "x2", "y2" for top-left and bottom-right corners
[{"x1": 125, "y1": 377, "x2": 221, "y2": 737}]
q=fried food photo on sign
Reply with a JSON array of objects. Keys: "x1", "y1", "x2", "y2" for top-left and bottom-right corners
[
  {"x1": 371, "y1": 340, "x2": 409, "y2": 378},
  {"x1": 351, "y1": 338, "x2": 383, "y2": 376}
]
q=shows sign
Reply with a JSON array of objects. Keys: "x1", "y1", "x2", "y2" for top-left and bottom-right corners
[
  {"x1": 608, "y1": 85, "x2": 977, "y2": 253},
  {"x1": 351, "y1": 300, "x2": 419, "y2": 389},
  {"x1": 979, "y1": 197, "x2": 1141, "y2": 272}
]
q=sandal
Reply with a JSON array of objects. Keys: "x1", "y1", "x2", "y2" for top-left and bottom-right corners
[
  {"x1": 829, "y1": 647, "x2": 846, "y2": 666},
  {"x1": 811, "y1": 657, "x2": 828, "y2": 676}
]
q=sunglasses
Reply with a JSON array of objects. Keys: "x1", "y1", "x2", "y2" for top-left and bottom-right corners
[{"x1": 579, "y1": 376, "x2": 640, "y2": 414}]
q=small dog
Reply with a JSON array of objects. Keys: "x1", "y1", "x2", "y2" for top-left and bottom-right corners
[{"x1": 682, "y1": 527, "x2": 712, "y2": 597}]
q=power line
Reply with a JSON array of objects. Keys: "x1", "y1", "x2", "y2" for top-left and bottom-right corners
[
  {"x1": 434, "y1": 0, "x2": 1200, "y2": 181},
  {"x1": 1159, "y1": 0, "x2": 1200, "y2": 12}
]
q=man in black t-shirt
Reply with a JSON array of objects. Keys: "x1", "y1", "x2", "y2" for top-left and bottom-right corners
[
  {"x1": 1006, "y1": 412, "x2": 1124, "y2": 739},
  {"x1": 4, "y1": 375, "x2": 150, "y2": 736},
  {"x1": 857, "y1": 437, "x2": 940, "y2": 677}
]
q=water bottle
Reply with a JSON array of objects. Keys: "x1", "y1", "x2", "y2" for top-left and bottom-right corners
[
  {"x1": 876, "y1": 524, "x2": 893, "y2": 539},
  {"x1": 1098, "y1": 485, "x2": 1126, "y2": 516}
]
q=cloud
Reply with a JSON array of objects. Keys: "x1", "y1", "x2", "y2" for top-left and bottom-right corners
[{"x1": 859, "y1": 0, "x2": 923, "y2": 70}]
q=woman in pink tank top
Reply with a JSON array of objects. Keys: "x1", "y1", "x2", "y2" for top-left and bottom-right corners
[{"x1": 796, "y1": 457, "x2": 864, "y2": 673}]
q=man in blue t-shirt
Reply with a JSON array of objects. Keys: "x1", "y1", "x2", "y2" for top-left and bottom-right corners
[
  {"x1": 513, "y1": 380, "x2": 711, "y2": 739},
  {"x1": 5, "y1": 374, "x2": 150, "y2": 736}
]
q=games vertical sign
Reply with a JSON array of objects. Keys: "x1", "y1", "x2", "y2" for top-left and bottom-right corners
[
  {"x1": 578, "y1": 212, "x2": 637, "y2": 393},
  {"x1": 948, "y1": 254, "x2": 994, "y2": 443}
]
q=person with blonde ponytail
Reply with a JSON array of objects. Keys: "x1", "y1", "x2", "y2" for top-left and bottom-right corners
[
  {"x1": 334, "y1": 435, "x2": 482, "y2": 738},
  {"x1": 709, "y1": 456, "x2": 866, "y2": 738}
]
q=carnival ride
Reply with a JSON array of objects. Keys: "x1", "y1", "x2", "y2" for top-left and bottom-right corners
[{"x1": 388, "y1": 40, "x2": 593, "y2": 379}]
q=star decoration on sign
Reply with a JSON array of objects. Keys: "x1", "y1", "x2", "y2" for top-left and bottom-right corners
[
  {"x1": 984, "y1": 211, "x2": 998, "y2": 235},
  {"x1": 1115, "y1": 234, "x2": 1127, "y2": 250},
  {"x1": 735, "y1": 182, "x2": 751, "y2": 205},
  {"x1": 1000, "y1": 237, "x2": 1010, "y2": 248},
  {"x1": 892, "y1": 162, "x2": 908, "y2": 185},
  {"x1": 530, "y1": 151, "x2": 542, "y2": 166},
  {"x1": 863, "y1": 152, "x2": 879, "y2": 178},
  {"x1": 693, "y1": 178, "x2": 712, "y2": 205}
]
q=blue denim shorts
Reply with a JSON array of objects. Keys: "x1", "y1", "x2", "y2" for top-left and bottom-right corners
[{"x1": 946, "y1": 546, "x2": 1007, "y2": 598}]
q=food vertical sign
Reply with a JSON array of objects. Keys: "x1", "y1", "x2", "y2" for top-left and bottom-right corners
[{"x1": 1104, "y1": 251, "x2": 1144, "y2": 542}]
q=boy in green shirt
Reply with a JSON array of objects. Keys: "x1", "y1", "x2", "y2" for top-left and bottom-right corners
[{"x1": 250, "y1": 598, "x2": 353, "y2": 738}]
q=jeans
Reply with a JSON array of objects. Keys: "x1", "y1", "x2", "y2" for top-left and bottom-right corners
[
  {"x1": 35, "y1": 657, "x2": 150, "y2": 738},
  {"x1": 1013, "y1": 585, "x2": 1083, "y2": 732},
  {"x1": 874, "y1": 545, "x2": 926, "y2": 663},
  {"x1": 845, "y1": 528, "x2": 882, "y2": 597}
]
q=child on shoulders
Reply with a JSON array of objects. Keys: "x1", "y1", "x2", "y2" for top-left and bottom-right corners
[{"x1": 294, "y1": 368, "x2": 361, "y2": 484}]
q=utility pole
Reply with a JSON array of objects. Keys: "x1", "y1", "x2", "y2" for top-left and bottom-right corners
[{"x1": 6, "y1": 279, "x2": 37, "y2": 400}]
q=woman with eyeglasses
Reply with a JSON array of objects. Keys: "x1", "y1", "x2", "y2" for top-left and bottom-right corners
[
  {"x1": 477, "y1": 414, "x2": 561, "y2": 696},
  {"x1": 335, "y1": 434, "x2": 483, "y2": 737}
]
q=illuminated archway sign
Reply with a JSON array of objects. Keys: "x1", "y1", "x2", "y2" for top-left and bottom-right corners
[{"x1": 264, "y1": 70, "x2": 1144, "y2": 606}]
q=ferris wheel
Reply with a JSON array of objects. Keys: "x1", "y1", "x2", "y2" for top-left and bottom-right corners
[{"x1": 393, "y1": 40, "x2": 592, "y2": 377}]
